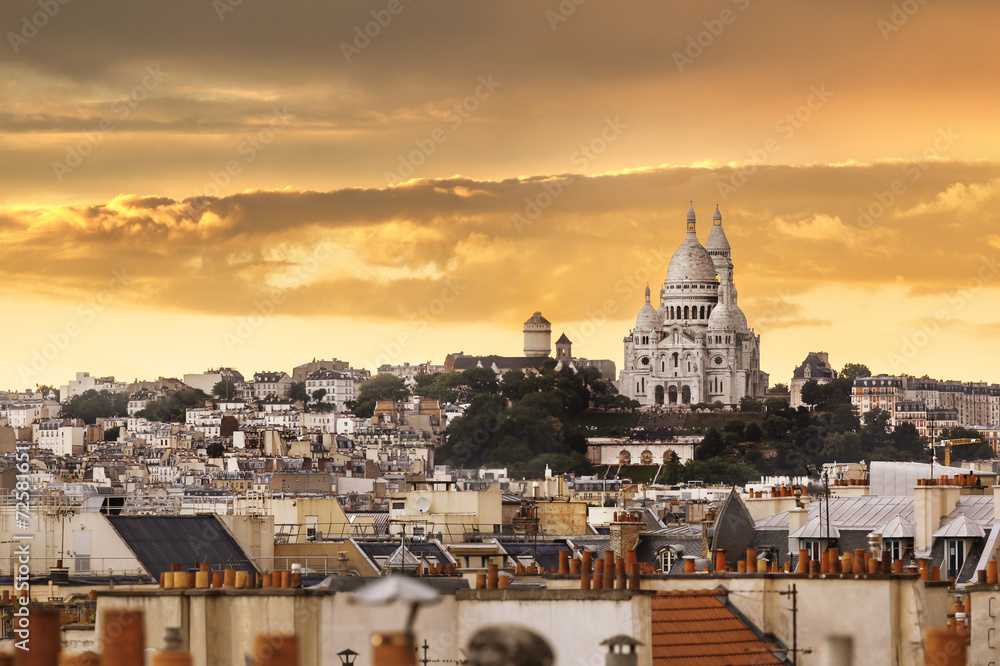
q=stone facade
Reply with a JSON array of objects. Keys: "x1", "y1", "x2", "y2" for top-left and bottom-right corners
[{"x1": 621, "y1": 205, "x2": 768, "y2": 407}]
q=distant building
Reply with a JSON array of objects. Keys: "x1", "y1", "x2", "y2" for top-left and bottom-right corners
[
  {"x1": 621, "y1": 205, "x2": 768, "y2": 407},
  {"x1": 790, "y1": 351, "x2": 837, "y2": 409},
  {"x1": 852, "y1": 375, "x2": 905, "y2": 425},
  {"x1": 183, "y1": 368, "x2": 245, "y2": 395},
  {"x1": 252, "y1": 371, "x2": 293, "y2": 400}
]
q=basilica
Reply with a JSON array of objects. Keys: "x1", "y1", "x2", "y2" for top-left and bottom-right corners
[{"x1": 620, "y1": 204, "x2": 768, "y2": 407}]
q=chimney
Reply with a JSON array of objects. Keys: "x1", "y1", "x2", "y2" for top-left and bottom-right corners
[
  {"x1": 914, "y1": 484, "x2": 962, "y2": 553},
  {"x1": 600, "y1": 635, "x2": 643, "y2": 666}
]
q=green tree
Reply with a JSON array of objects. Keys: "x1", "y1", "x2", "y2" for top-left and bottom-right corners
[
  {"x1": 697, "y1": 429, "x2": 725, "y2": 459},
  {"x1": 840, "y1": 363, "x2": 872, "y2": 381},
  {"x1": 62, "y1": 389, "x2": 129, "y2": 424},
  {"x1": 289, "y1": 381, "x2": 309, "y2": 403},
  {"x1": 739, "y1": 396, "x2": 763, "y2": 413},
  {"x1": 769, "y1": 383, "x2": 789, "y2": 393},
  {"x1": 350, "y1": 374, "x2": 410, "y2": 417},
  {"x1": 312, "y1": 388, "x2": 327, "y2": 404},
  {"x1": 212, "y1": 378, "x2": 237, "y2": 400},
  {"x1": 206, "y1": 442, "x2": 225, "y2": 458},
  {"x1": 744, "y1": 422, "x2": 763, "y2": 443},
  {"x1": 37, "y1": 384, "x2": 60, "y2": 401},
  {"x1": 799, "y1": 380, "x2": 824, "y2": 408},
  {"x1": 136, "y1": 389, "x2": 207, "y2": 423},
  {"x1": 103, "y1": 426, "x2": 121, "y2": 442},
  {"x1": 462, "y1": 367, "x2": 500, "y2": 397},
  {"x1": 860, "y1": 408, "x2": 892, "y2": 450}
]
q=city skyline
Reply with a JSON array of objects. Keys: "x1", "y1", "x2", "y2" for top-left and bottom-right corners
[{"x1": 2, "y1": 1, "x2": 1000, "y2": 389}]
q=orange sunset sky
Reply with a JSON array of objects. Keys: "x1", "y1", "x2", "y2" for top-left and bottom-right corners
[{"x1": 2, "y1": 0, "x2": 999, "y2": 390}]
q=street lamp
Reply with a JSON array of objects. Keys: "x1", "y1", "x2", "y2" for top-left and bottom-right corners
[{"x1": 337, "y1": 648, "x2": 359, "y2": 665}]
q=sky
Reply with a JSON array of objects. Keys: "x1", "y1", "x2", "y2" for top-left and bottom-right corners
[{"x1": 2, "y1": 0, "x2": 999, "y2": 390}]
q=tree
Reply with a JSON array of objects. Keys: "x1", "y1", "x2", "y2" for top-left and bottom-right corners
[
  {"x1": 103, "y1": 426, "x2": 120, "y2": 442},
  {"x1": 770, "y1": 383, "x2": 789, "y2": 393},
  {"x1": 311, "y1": 388, "x2": 327, "y2": 404},
  {"x1": 697, "y1": 429, "x2": 725, "y2": 459},
  {"x1": 739, "y1": 396, "x2": 763, "y2": 413},
  {"x1": 799, "y1": 380, "x2": 824, "y2": 408},
  {"x1": 62, "y1": 389, "x2": 129, "y2": 424},
  {"x1": 860, "y1": 408, "x2": 892, "y2": 450},
  {"x1": 350, "y1": 374, "x2": 410, "y2": 417},
  {"x1": 136, "y1": 389, "x2": 207, "y2": 423},
  {"x1": 744, "y1": 422, "x2": 763, "y2": 443},
  {"x1": 212, "y1": 378, "x2": 237, "y2": 400},
  {"x1": 462, "y1": 367, "x2": 499, "y2": 397},
  {"x1": 206, "y1": 442, "x2": 225, "y2": 458},
  {"x1": 37, "y1": 384, "x2": 60, "y2": 401},
  {"x1": 840, "y1": 363, "x2": 872, "y2": 381},
  {"x1": 289, "y1": 382, "x2": 309, "y2": 403}
]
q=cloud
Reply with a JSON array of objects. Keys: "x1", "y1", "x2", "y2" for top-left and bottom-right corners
[{"x1": 2, "y1": 160, "x2": 999, "y2": 329}]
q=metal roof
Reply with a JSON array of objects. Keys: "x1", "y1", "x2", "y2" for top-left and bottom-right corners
[
  {"x1": 106, "y1": 515, "x2": 257, "y2": 578},
  {"x1": 789, "y1": 516, "x2": 839, "y2": 540},
  {"x1": 870, "y1": 461, "x2": 994, "y2": 496},
  {"x1": 933, "y1": 514, "x2": 986, "y2": 539},
  {"x1": 872, "y1": 515, "x2": 914, "y2": 539},
  {"x1": 355, "y1": 541, "x2": 452, "y2": 568},
  {"x1": 756, "y1": 496, "x2": 914, "y2": 531},
  {"x1": 945, "y1": 496, "x2": 995, "y2": 527}
]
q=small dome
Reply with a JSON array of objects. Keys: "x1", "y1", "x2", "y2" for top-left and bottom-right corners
[
  {"x1": 635, "y1": 302, "x2": 659, "y2": 330},
  {"x1": 708, "y1": 299, "x2": 748, "y2": 330}
]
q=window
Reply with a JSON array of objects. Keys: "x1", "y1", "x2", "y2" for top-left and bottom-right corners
[
  {"x1": 946, "y1": 539, "x2": 964, "y2": 578},
  {"x1": 804, "y1": 539, "x2": 820, "y2": 562},
  {"x1": 883, "y1": 539, "x2": 901, "y2": 562},
  {"x1": 658, "y1": 547, "x2": 679, "y2": 572}
]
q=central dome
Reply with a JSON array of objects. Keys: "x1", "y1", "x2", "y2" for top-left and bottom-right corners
[{"x1": 666, "y1": 206, "x2": 718, "y2": 283}]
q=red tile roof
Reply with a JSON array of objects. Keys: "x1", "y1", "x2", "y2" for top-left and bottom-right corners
[{"x1": 651, "y1": 589, "x2": 785, "y2": 665}]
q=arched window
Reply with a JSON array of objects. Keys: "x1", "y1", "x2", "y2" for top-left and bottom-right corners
[
  {"x1": 670, "y1": 306, "x2": 675, "y2": 319},
  {"x1": 672, "y1": 353, "x2": 679, "y2": 367},
  {"x1": 658, "y1": 547, "x2": 680, "y2": 572},
  {"x1": 681, "y1": 385, "x2": 691, "y2": 404},
  {"x1": 640, "y1": 450, "x2": 653, "y2": 464},
  {"x1": 618, "y1": 450, "x2": 632, "y2": 464},
  {"x1": 683, "y1": 306, "x2": 689, "y2": 319},
  {"x1": 700, "y1": 306, "x2": 706, "y2": 319}
]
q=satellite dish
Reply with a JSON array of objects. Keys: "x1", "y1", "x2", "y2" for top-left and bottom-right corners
[{"x1": 415, "y1": 496, "x2": 431, "y2": 514}]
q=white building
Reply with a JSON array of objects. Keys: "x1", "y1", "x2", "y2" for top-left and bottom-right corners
[
  {"x1": 305, "y1": 369, "x2": 355, "y2": 411},
  {"x1": 621, "y1": 205, "x2": 768, "y2": 407}
]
